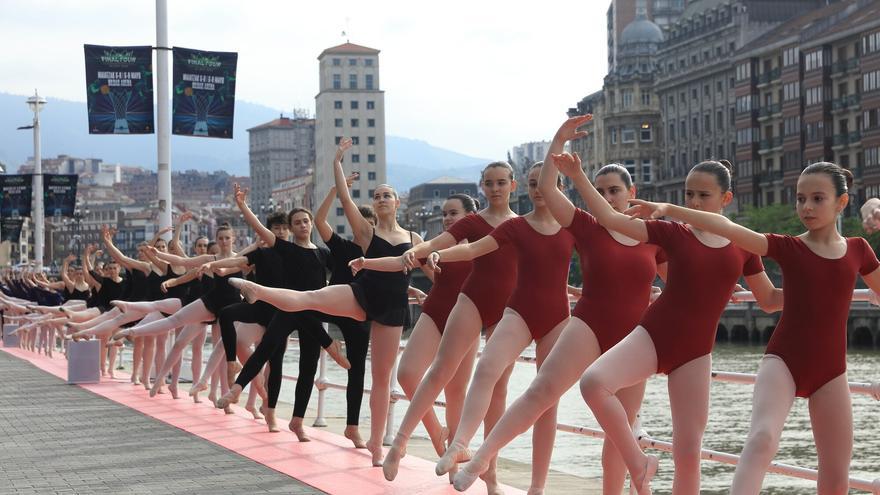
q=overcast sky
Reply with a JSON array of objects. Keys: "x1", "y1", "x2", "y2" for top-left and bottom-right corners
[{"x1": 0, "y1": 0, "x2": 608, "y2": 159}]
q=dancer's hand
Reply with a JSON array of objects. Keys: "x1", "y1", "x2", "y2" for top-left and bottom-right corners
[
  {"x1": 625, "y1": 199, "x2": 669, "y2": 220},
  {"x1": 156, "y1": 226, "x2": 173, "y2": 237},
  {"x1": 64, "y1": 254, "x2": 76, "y2": 263},
  {"x1": 233, "y1": 183, "x2": 248, "y2": 207},
  {"x1": 197, "y1": 263, "x2": 213, "y2": 277},
  {"x1": 94, "y1": 249, "x2": 104, "y2": 258},
  {"x1": 402, "y1": 249, "x2": 420, "y2": 271},
  {"x1": 335, "y1": 137, "x2": 353, "y2": 162},
  {"x1": 345, "y1": 171, "x2": 359, "y2": 188},
  {"x1": 426, "y1": 251, "x2": 442, "y2": 272},
  {"x1": 861, "y1": 198, "x2": 880, "y2": 233},
  {"x1": 551, "y1": 152, "x2": 583, "y2": 179},
  {"x1": 553, "y1": 114, "x2": 591, "y2": 144},
  {"x1": 408, "y1": 286, "x2": 427, "y2": 305},
  {"x1": 349, "y1": 256, "x2": 366, "y2": 275},
  {"x1": 178, "y1": 211, "x2": 194, "y2": 224},
  {"x1": 160, "y1": 280, "x2": 172, "y2": 293},
  {"x1": 729, "y1": 284, "x2": 747, "y2": 303}
]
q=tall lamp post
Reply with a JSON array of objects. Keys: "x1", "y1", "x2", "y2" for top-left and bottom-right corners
[{"x1": 26, "y1": 90, "x2": 47, "y2": 271}]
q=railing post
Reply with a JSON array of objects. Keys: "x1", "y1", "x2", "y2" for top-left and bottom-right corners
[
  {"x1": 384, "y1": 349, "x2": 401, "y2": 446},
  {"x1": 312, "y1": 322, "x2": 329, "y2": 427}
]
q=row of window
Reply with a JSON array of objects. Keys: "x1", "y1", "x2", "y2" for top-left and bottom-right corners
[
  {"x1": 667, "y1": 42, "x2": 737, "y2": 72},
  {"x1": 331, "y1": 73, "x2": 375, "y2": 90},
  {"x1": 863, "y1": 32, "x2": 880, "y2": 55},
  {"x1": 866, "y1": 147, "x2": 880, "y2": 167},
  {"x1": 668, "y1": 111, "x2": 729, "y2": 139},
  {"x1": 334, "y1": 136, "x2": 376, "y2": 146},
  {"x1": 863, "y1": 70, "x2": 880, "y2": 93},
  {"x1": 334, "y1": 118, "x2": 377, "y2": 128},
  {"x1": 805, "y1": 86, "x2": 824, "y2": 106},
  {"x1": 333, "y1": 100, "x2": 376, "y2": 110},
  {"x1": 668, "y1": 79, "x2": 735, "y2": 108},
  {"x1": 609, "y1": 125, "x2": 652, "y2": 144},
  {"x1": 782, "y1": 47, "x2": 800, "y2": 67},
  {"x1": 804, "y1": 49, "x2": 824, "y2": 72},
  {"x1": 783, "y1": 82, "x2": 800, "y2": 101},
  {"x1": 331, "y1": 57, "x2": 375, "y2": 67}
]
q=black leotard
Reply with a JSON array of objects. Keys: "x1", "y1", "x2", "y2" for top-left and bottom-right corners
[
  {"x1": 349, "y1": 231, "x2": 413, "y2": 326},
  {"x1": 200, "y1": 270, "x2": 243, "y2": 316},
  {"x1": 163, "y1": 265, "x2": 190, "y2": 302}
]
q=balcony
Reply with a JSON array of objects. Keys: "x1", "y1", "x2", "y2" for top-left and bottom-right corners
[
  {"x1": 756, "y1": 67, "x2": 781, "y2": 87},
  {"x1": 758, "y1": 169, "x2": 784, "y2": 183},
  {"x1": 757, "y1": 103, "x2": 781, "y2": 121},
  {"x1": 758, "y1": 136, "x2": 783, "y2": 153},
  {"x1": 849, "y1": 130, "x2": 862, "y2": 145},
  {"x1": 831, "y1": 58, "x2": 860, "y2": 75},
  {"x1": 832, "y1": 94, "x2": 861, "y2": 112}
]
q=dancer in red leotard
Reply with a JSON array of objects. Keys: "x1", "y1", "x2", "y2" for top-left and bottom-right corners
[
  {"x1": 628, "y1": 162, "x2": 880, "y2": 494},
  {"x1": 427, "y1": 163, "x2": 576, "y2": 495},
  {"x1": 561, "y1": 149, "x2": 781, "y2": 494},
  {"x1": 350, "y1": 193, "x2": 479, "y2": 466},
  {"x1": 380, "y1": 161, "x2": 518, "y2": 492},
  {"x1": 455, "y1": 116, "x2": 667, "y2": 494}
]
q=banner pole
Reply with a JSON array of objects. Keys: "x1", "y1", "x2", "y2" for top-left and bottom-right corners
[
  {"x1": 30, "y1": 91, "x2": 45, "y2": 270},
  {"x1": 155, "y1": 0, "x2": 172, "y2": 234}
]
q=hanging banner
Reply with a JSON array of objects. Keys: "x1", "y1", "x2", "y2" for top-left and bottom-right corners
[
  {"x1": 172, "y1": 46, "x2": 237, "y2": 139},
  {"x1": 84, "y1": 44, "x2": 154, "y2": 135},
  {"x1": 0, "y1": 175, "x2": 33, "y2": 218},
  {"x1": 44, "y1": 175, "x2": 79, "y2": 217},
  {"x1": 0, "y1": 218, "x2": 24, "y2": 243}
]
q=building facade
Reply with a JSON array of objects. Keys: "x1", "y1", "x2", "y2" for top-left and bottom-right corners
[
  {"x1": 405, "y1": 176, "x2": 478, "y2": 238},
  {"x1": 247, "y1": 116, "x2": 316, "y2": 210},
  {"x1": 314, "y1": 43, "x2": 386, "y2": 237}
]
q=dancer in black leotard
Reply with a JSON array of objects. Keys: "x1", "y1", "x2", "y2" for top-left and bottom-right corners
[{"x1": 221, "y1": 137, "x2": 427, "y2": 466}]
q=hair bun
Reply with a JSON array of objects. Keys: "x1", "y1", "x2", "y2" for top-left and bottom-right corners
[{"x1": 718, "y1": 159, "x2": 734, "y2": 175}]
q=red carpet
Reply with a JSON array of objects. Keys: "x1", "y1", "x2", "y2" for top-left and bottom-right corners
[{"x1": 0, "y1": 346, "x2": 523, "y2": 494}]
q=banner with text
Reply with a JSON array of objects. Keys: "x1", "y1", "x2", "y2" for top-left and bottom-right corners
[
  {"x1": 0, "y1": 218, "x2": 24, "y2": 243},
  {"x1": 0, "y1": 175, "x2": 32, "y2": 218},
  {"x1": 84, "y1": 44, "x2": 154, "y2": 134},
  {"x1": 44, "y1": 175, "x2": 79, "y2": 217},
  {"x1": 172, "y1": 46, "x2": 237, "y2": 139}
]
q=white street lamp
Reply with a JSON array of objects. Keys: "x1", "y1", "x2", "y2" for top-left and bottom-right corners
[{"x1": 26, "y1": 90, "x2": 47, "y2": 270}]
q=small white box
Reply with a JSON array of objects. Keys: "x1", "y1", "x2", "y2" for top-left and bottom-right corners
[
  {"x1": 3, "y1": 325, "x2": 19, "y2": 348},
  {"x1": 67, "y1": 340, "x2": 101, "y2": 384}
]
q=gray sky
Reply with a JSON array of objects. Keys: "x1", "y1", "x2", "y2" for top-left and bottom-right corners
[{"x1": 0, "y1": 0, "x2": 608, "y2": 159}]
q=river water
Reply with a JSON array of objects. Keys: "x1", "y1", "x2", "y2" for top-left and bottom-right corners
[{"x1": 273, "y1": 339, "x2": 878, "y2": 494}]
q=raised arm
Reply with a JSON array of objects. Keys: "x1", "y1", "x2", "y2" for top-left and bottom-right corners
[
  {"x1": 102, "y1": 225, "x2": 151, "y2": 274},
  {"x1": 236, "y1": 240, "x2": 261, "y2": 257},
  {"x1": 160, "y1": 269, "x2": 200, "y2": 294},
  {"x1": 402, "y1": 231, "x2": 458, "y2": 270},
  {"x1": 316, "y1": 172, "x2": 359, "y2": 242},
  {"x1": 233, "y1": 183, "x2": 276, "y2": 247},
  {"x1": 433, "y1": 235, "x2": 499, "y2": 266},
  {"x1": 554, "y1": 152, "x2": 649, "y2": 242},
  {"x1": 540, "y1": 116, "x2": 591, "y2": 227},
  {"x1": 333, "y1": 138, "x2": 373, "y2": 243},
  {"x1": 150, "y1": 226, "x2": 173, "y2": 247},
  {"x1": 60, "y1": 254, "x2": 76, "y2": 292},
  {"x1": 138, "y1": 243, "x2": 169, "y2": 272},
  {"x1": 81, "y1": 244, "x2": 101, "y2": 291},
  {"x1": 170, "y1": 212, "x2": 192, "y2": 256},
  {"x1": 627, "y1": 200, "x2": 768, "y2": 256},
  {"x1": 149, "y1": 246, "x2": 214, "y2": 268}
]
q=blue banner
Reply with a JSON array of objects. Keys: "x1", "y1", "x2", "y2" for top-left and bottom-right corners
[
  {"x1": 44, "y1": 175, "x2": 79, "y2": 217},
  {"x1": 0, "y1": 218, "x2": 23, "y2": 243},
  {"x1": 84, "y1": 44, "x2": 154, "y2": 134},
  {"x1": 172, "y1": 46, "x2": 237, "y2": 139},
  {"x1": 0, "y1": 175, "x2": 32, "y2": 219}
]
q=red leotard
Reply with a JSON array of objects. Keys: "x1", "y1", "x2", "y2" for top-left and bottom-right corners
[
  {"x1": 641, "y1": 220, "x2": 764, "y2": 374},
  {"x1": 420, "y1": 258, "x2": 473, "y2": 333},
  {"x1": 764, "y1": 234, "x2": 879, "y2": 397},
  {"x1": 565, "y1": 209, "x2": 666, "y2": 352},
  {"x1": 489, "y1": 217, "x2": 575, "y2": 339},
  {"x1": 446, "y1": 214, "x2": 518, "y2": 328}
]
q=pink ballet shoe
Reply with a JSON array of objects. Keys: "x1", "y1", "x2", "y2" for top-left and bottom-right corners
[
  {"x1": 453, "y1": 458, "x2": 489, "y2": 492},
  {"x1": 436, "y1": 442, "x2": 472, "y2": 476},
  {"x1": 629, "y1": 454, "x2": 659, "y2": 495},
  {"x1": 324, "y1": 339, "x2": 351, "y2": 369},
  {"x1": 382, "y1": 444, "x2": 407, "y2": 481},
  {"x1": 228, "y1": 278, "x2": 258, "y2": 304}
]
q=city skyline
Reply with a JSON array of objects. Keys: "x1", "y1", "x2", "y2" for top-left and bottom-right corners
[{"x1": 0, "y1": 1, "x2": 608, "y2": 161}]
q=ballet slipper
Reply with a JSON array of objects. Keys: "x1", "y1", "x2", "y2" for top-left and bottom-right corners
[
  {"x1": 344, "y1": 425, "x2": 367, "y2": 449},
  {"x1": 435, "y1": 442, "x2": 471, "y2": 476},
  {"x1": 110, "y1": 329, "x2": 131, "y2": 342},
  {"x1": 227, "y1": 278, "x2": 258, "y2": 303},
  {"x1": 189, "y1": 381, "x2": 208, "y2": 397},
  {"x1": 526, "y1": 488, "x2": 544, "y2": 495},
  {"x1": 262, "y1": 406, "x2": 280, "y2": 432},
  {"x1": 288, "y1": 417, "x2": 311, "y2": 442},
  {"x1": 453, "y1": 457, "x2": 490, "y2": 492},
  {"x1": 629, "y1": 454, "x2": 659, "y2": 495},
  {"x1": 224, "y1": 405, "x2": 234, "y2": 415},
  {"x1": 148, "y1": 382, "x2": 161, "y2": 398},
  {"x1": 168, "y1": 383, "x2": 180, "y2": 399},
  {"x1": 245, "y1": 404, "x2": 264, "y2": 420},
  {"x1": 215, "y1": 387, "x2": 241, "y2": 409},
  {"x1": 382, "y1": 443, "x2": 407, "y2": 481},
  {"x1": 366, "y1": 440, "x2": 384, "y2": 467},
  {"x1": 324, "y1": 339, "x2": 351, "y2": 369}
]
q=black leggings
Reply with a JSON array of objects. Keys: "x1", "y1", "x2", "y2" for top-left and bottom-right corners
[{"x1": 218, "y1": 302, "x2": 275, "y2": 361}]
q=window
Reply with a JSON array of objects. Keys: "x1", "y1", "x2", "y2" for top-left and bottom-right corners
[
  {"x1": 640, "y1": 125, "x2": 652, "y2": 142},
  {"x1": 624, "y1": 160, "x2": 636, "y2": 178},
  {"x1": 332, "y1": 58, "x2": 341, "y2": 66},
  {"x1": 694, "y1": 150, "x2": 700, "y2": 164},
  {"x1": 680, "y1": 119, "x2": 687, "y2": 138},
  {"x1": 805, "y1": 49, "x2": 824, "y2": 71},
  {"x1": 783, "y1": 82, "x2": 800, "y2": 101},
  {"x1": 336, "y1": 225, "x2": 345, "y2": 234},
  {"x1": 805, "y1": 120, "x2": 825, "y2": 142},
  {"x1": 704, "y1": 84, "x2": 710, "y2": 96},
  {"x1": 718, "y1": 144, "x2": 724, "y2": 158},
  {"x1": 668, "y1": 122, "x2": 676, "y2": 140},
  {"x1": 349, "y1": 74, "x2": 358, "y2": 89},
  {"x1": 365, "y1": 58, "x2": 374, "y2": 67},
  {"x1": 351, "y1": 118, "x2": 359, "y2": 127},
  {"x1": 668, "y1": 95, "x2": 675, "y2": 108},
  {"x1": 736, "y1": 62, "x2": 751, "y2": 81},
  {"x1": 351, "y1": 136, "x2": 359, "y2": 145},
  {"x1": 610, "y1": 127, "x2": 618, "y2": 144},
  {"x1": 863, "y1": 70, "x2": 880, "y2": 92},
  {"x1": 368, "y1": 136, "x2": 376, "y2": 145},
  {"x1": 336, "y1": 207, "x2": 344, "y2": 216},
  {"x1": 433, "y1": 189, "x2": 440, "y2": 197},
  {"x1": 367, "y1": 101, "x2": 375, "y2": 110},
  {"x1": 641, "y1": 91, "x2": 651, "y2": 106},
  {"x1": 704, "y1": 114, "x2": 711, "y2": 133},
  {"x1": 716, "y1": 80, "x2": 723, "y2": 92},
  {"x1": 368, "y1": 154, "x2": 376, "y2": 163},
  {"x1": 736, "y1": 95, "x2": 753, "y2": 113},
  {"x1": 692, "y1": 88, "x2": 698, "y2": 99},
  {"x1": 352, "y1": 189, "x2": 360, "y2": 198},
  {"x1": 334, "y1": 136, "x2": 342, "y2": 144},
  {"x1": 332, "y1": 74, "x2": 341, "y2": 89},
  {"x1": 692, "y1": 117, "x2": 699, "y2": 136},
  {"x1": 680, "y1": 91, "x2": 686, "y2": 103},
  {"x1": 368, "y1": 189, "x2": 375, "y2": 198},
  {"x1": 350, "y1": 101, "x2": 359, "y2": 110},
  {"x1": 784, "y1": 116, "x2": 801, "y2": 136},
  {"x1": 622, "y1": 127, "x2": 636, "y2": 143},
  {"x1": 716, "y1": 110, "x2": 724, "y2": 128},
  {"x1": 805, "y1": 86, "x2": 824, "y2": 106},
  {"x1": 642, "y1": 159, "x2": 652, "y2": 183},
  {"x1": 862, "y1": 32, "x2": 880, "y2": 54},
  {"x1": 737, "y1": 127, "x2": 756, "y2": 144},
  {"x1": 334, "y1": 118, "x2": 342, "y2": 128},
  {"x1": 367, "y1": 171, "x2": 376, "y2": 180},
  {"x1": 367, "y1": 118, "x2": 376, "y2": 127},
  {"x1": 783, "y1": 47, "x2": 800, "y2": 67},
  {"x1": 864, "y1": 109, "x2": 879, "y2": 129},
  {"x1": 622, "y1": 89, "x2": 633, "y2": 107},
  {"x1": 351, "y1": 154, "x2": 360, "y2": 163},
  {"x1": 866, "y1": 147, "x2": 880, "y2": 166},
  {"x1": 334, "y1": 100, "x2": 343, "y2": 109},
  {"x1": 365, "y1": 74, "x2": 374, "y2": 90},
  {"x1": 348, "y1": 58, "x2": 357, "y2": 66}
]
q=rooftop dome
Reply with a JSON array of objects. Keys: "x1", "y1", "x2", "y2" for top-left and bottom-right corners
[{"x1": 621, "y1": 18, "x2": 664, "y2": 45}]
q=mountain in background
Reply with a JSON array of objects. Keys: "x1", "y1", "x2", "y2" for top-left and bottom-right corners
[{"x1": 0, "y1": 92, "x2": 491, "y2": 192}]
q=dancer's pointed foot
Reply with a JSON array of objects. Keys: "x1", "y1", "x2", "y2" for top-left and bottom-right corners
[
  {"x1": 245, "y1": 404, "x2": 264, "y2": 420},
  {"x1": 629, "y1": 454, "x2": 659, "y2": 495},
  {"x1": 344, "y1": 425, "x2": 367, "y2": 449},
  {"x1": 228, "y1": 278, "x2": 259, "y2": 304},
  {"x1": 148, "y1": 382, "x2": 161, "y2": 398},
  {"x1": 110, "y1": 329, "x2": 131, "y2": 342},
  {"x1": 168, "y1": 383, "x2": 180, "y2": 399},
  {"x1": 263, "y1": 406, "x2": 280, "y2": 432},
  {"x1": 289, "y1": 417, "x2": 311, "y2": 442},
  {"x1": 436, "y1": 442, "x2": 471, "y2": 476},
  {"x1": 324, "y1": 339, "x2": 351, "y2": 369},
  {"x1": 526, "y1": 488, "x2": 544, "y2": 495},
  {"x1": 366, "y1": 439, "x2": 384, "y2": 467},
  {"x1": 382, "y1": 443, "x2": 406, "y2": 481},
  {"x1": 224, "y1": 405, "x2": 234, "y2": 415},
  {"x1": 110, "y1": 300, "x2": 130, "y2": 313},
  {"x1": 452, "y1": 457, "x2": 489, "y2": 492},
  {"x1": 215, "y1": 385, "x2": 241, "y2": 409},
  {"x1": 189, "y1": 381, "x2": 208, "y2": 399}
]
